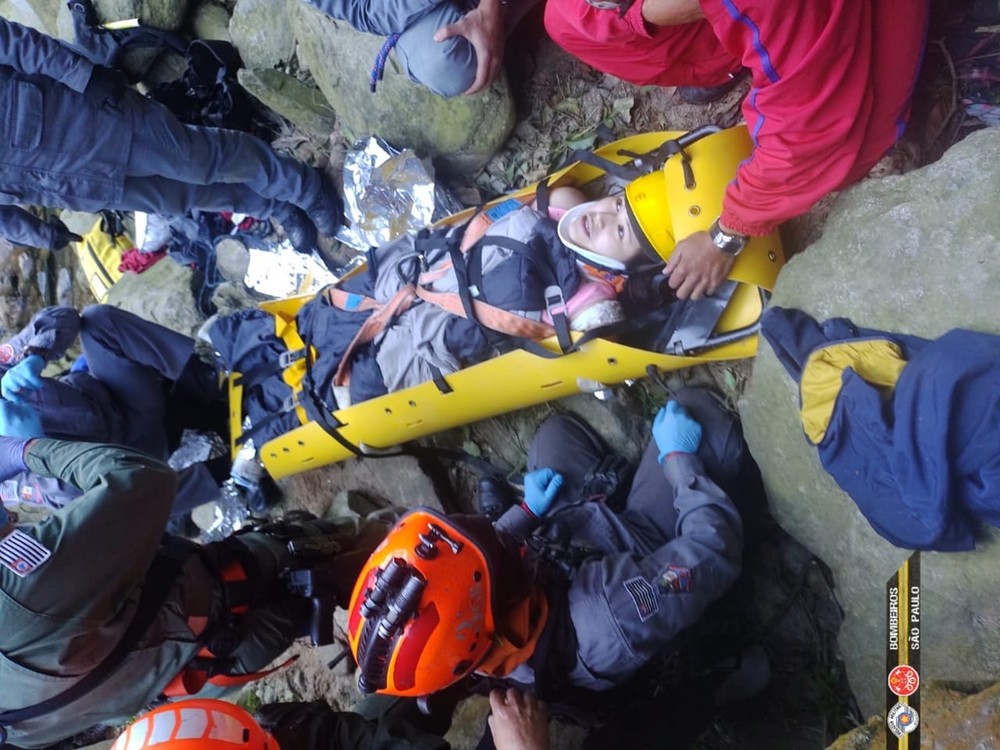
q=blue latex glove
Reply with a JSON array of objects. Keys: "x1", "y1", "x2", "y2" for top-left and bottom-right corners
[
  {"x1": 0, "y1": 400, "x2": 44, "y2": 438},
  {"x1": 523, "y1": 468, "x2": 564, "y2": 517},
  {"x1": 1, "y1": 354, "x2": 45, "y2": 402},
  {"x1": 653, "y1": 401, "x2": 702, "y2": 463}
]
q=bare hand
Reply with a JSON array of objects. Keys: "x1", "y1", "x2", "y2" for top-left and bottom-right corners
[
  {"x1": 433, "y1": 0, "x2": 504, "y2": 95},
  {"x1": 488, "y1": 688, "x2": 550, "y2": 750},
  {"x1": 664, "y1": 231, "x2": 735, "y2": 300}
]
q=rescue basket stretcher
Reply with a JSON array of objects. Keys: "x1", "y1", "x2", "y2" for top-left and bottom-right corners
[{"x1": 227, "y1": 126, "x2": 786, "y2": 479}]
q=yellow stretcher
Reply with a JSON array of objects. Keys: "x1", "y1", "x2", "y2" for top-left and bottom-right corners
[{"x1": 229, "y1": 126, "x2": 785, "y2": 479}]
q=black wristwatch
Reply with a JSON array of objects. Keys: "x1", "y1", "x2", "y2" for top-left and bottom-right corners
[{"x1": 708, "y1": 218, "x2": 749, "y2": 257}]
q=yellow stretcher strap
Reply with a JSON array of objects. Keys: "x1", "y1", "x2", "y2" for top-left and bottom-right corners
[{"x1": 799, "y1": 339, "x2": 908, "y2": 444}]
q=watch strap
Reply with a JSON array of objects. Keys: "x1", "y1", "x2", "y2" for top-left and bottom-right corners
[{"x1": 708, "y1": 218, "x2": 749, "y2": 256}]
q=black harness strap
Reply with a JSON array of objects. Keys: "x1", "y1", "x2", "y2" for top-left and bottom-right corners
[
  {"x1": 233, "y1": 348, "x2": 307, "y2": 389},
  {"x1": 0, "y1": 537, "x2": 197, "y2": 746}
]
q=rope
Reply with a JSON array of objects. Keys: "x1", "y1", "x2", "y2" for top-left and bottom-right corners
[{"x1": 370, "y1": 33, "x2": 401, "y2": 93}]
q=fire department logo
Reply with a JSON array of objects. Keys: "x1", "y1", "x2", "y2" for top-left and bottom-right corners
[
  {"x1": 888, "y1": 664, "x2": 919, "y2": 697},
  {"x1": 887, "y1": 702, "x2": 919, "y2": 737}
]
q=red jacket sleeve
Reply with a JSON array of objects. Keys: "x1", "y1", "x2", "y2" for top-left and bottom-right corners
[
  {"x1": 703, "y1": 0, "x2": 925, "y2": 237},
  {"x1": 704, "y1": 0, "x2": 874, "y2": 236}
]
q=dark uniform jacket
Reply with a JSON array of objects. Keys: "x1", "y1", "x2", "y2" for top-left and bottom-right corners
[
  {"x1": 495, "y1": 452, "x2": 743, "y2": 691},
  {"x1": 0, "y1": 440, "x2": 216, "y2": 748},
  {"x1": 0, "y1": 17, "x2": 133, "y2": 247}
]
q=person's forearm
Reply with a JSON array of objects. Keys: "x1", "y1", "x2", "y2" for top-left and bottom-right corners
[{"x1": 641, "y1": 0, "x2": 705, "y2": 27}]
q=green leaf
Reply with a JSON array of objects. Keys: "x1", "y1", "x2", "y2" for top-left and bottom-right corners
[
  {"x1": 564, "y1": 132, "x2": 598, "y2": 151},
  {"x1": 612, "y1": 96, "x2": 635, "y2": 122},
  {"x1": 722, "y1": 368, "x2": 738, "y2": 393},
  {"x1": 553, "y1": 99, "x2": 581, "y2": 115}
]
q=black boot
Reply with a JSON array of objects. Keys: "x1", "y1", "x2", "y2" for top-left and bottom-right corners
[
  {"x1": 275, "y1": 205, "x2": 319, "y2": 254},
  {"x1": 478, "y1": 475, "x2": 516, "y2": 521},
  {"x1": 676, "y1": 70, "x2": 747, "y2": 105},
  {"x1": 305, "y1": 170, "x2": 345, "y2": 237}
]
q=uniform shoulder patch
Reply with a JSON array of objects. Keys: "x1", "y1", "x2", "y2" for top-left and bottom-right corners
[
  {"x1": 0, "y1": 343, "x2": 14, "y2": 364},
  {"x1": 0, "y1": 529, "x2": 51, "y2": 577},
  {"x1": 657, "y1": 565, "x2": 693, "y2": 594},
  {"x1": 623, "y1": 576, "x2": 659, "y2": 622}
]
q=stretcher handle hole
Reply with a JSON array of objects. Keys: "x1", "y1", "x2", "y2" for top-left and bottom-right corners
[
  {"x1": 688, "y1": 205, "x2": 701, "y2": 216},
  {"x1": 408, "y1": 400, "x2": 417, "y2": 407},
  {"x1": 385, "y1": 408, "x2": 393, "y2": 415},
  {"x1": 282, "y1": 447, "x2": 290, "y2": 453},
  {"x1": 297, "y1": 440, "x2": 305, "y2": 446},
  {"x1": 768, "y1": 250, "x2": 777, "y2": 261},
  {"x1": 607, "y1": 358, "x2": 618, "y2": 366}
]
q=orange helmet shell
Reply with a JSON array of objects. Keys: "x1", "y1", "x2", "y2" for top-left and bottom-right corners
[
  {"x1": 347, "y1": 508, "x2": 496, "y2": 697},
  {"x1": 110, "y1": 699, "x2": 279, "y2": 750}
]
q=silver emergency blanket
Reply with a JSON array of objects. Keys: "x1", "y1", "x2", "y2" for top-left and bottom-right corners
[
  {"x1": 243, "y1": 239, "x2": 339, "y2": 298},
  {"x1": 336, "y1": 136, "x2": 463, "y2": 251}
]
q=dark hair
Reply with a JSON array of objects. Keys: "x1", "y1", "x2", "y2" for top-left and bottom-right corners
[
  {"x1": 624, "y1": 199, "x2": 665, "y2": 266},
  {"x1": 621, "y1": 264, "x2": 675, "y2": 318}
]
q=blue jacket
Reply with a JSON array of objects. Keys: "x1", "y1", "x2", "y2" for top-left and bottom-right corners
[
  {"x1": 762, "y1": 307, "x2": 1000, "y2": 551},
  {"x1": 0, "y1": 18, "x2": 134, "y2": 246}
]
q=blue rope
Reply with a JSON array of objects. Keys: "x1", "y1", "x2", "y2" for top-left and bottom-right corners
[{"x1": 370, "y1": 33, "x2": 401, "y2": 93}]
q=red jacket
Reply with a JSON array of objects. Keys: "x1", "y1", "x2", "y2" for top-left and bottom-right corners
[{"x1": 545, "y1": 0, "x2": 928, "y2": 236}]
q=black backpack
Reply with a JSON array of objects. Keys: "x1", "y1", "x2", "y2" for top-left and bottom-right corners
[{"x1": 147, "y1": 39, "x2": 281, "y2": 139}]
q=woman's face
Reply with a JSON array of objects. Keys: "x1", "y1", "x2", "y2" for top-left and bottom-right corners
[{"x1": 563, "y1": 194, "x2": 643, "y2": 265}]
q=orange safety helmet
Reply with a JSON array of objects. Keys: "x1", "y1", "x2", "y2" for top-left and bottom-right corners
[
  {"x1": 110, "y1": 699, "x2": 279, "y2": 750},
  {"x1": 347, "y1": 507, "x2": 525, "y2": 697}
]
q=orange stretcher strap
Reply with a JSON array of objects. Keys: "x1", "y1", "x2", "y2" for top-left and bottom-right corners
[
  {"x1": 414, "y1": 287, "x2": 557, "y2": 340},
  {"x1": 332, "y1": 284, "x2": 419, "y2": 387},
  {"x1": 162, "y1": 656, "x2": 298, "y2": 698}
]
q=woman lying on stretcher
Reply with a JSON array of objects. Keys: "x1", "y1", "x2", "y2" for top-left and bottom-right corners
[{"x1": 211, "y1": 182, "x2": 674, "y2": 445}]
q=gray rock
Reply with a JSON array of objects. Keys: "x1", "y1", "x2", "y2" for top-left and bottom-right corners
[
  {"x1": 142, "y1": 47, "x2": 189, "y2": 86},
  {"x1": 214, "y1": 237, "x2": 250, "y2": 283},
  {"x1": 53, "y1": 0, "x2": 190, "y2": 79},
  {"x1": 190, "y1": 1, "x2": 231, "y2": 41},
  {"x1": 238, "y1": 68, "x2": 336, "y2": 136},
  {"x1": 741, "y1": 127, "x2": 1000, "y2": 717},
  {"x1": 210, "y1": 280, "x2": 262, "y2": 317},
  {"x1": 105, "y1": 255, "x2": 207, "y2": 336},
  {"x1": 1, "y1": 0, "x2": 61, "y2": 34},
  {"x1": 291, "y1": 2, "x2": 515, "y2": 175},
  {"x1": 229, "y1": 0, "x2": 295, "y2": 69}
]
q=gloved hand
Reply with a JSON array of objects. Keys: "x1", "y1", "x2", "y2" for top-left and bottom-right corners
[
  {"x1": 653, "y1": 400, "x2": 702, "y2": 463},
  {"x1": 48, "y1": 217, "x2": 83, "y2": 249},
  {"x1": 0, "y1": 400, "x2": 44, "y2": 438},
  {"x1": 1, "y1": 354, "x2": 46, "y2": 402},
  {"x1": 523, "y1": 467, "x2": 564, "y2": 517}
]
